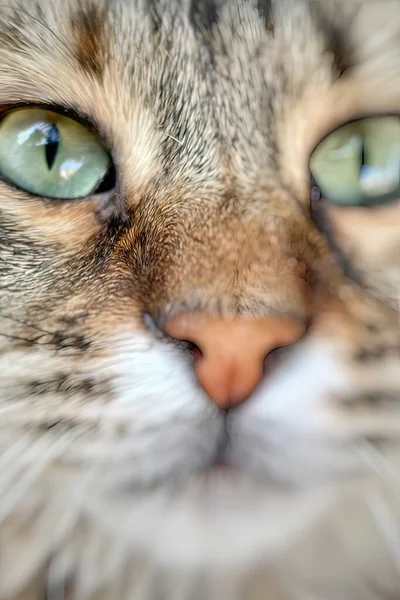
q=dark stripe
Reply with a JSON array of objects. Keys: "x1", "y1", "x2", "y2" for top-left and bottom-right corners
[
  {"x1": 189, "y1": 0, "x2": 219, "y2": 31},
  {"x1": 71, "y1": 2, "x2": 107, "y2": 79},
  {"x1": 309, "y1": 1, "x2": 354, "y2": 77},
  {"x1": 257, "y1": 0, "x2": 274, "y2": 33}
]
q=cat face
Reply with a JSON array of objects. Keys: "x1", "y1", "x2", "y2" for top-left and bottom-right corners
[{"x1": 0, "y1": 0, "x2": 399, "y2": 598}]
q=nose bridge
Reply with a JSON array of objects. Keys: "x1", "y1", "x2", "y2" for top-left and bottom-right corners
[
  {"x1": 164, "y1": 313, "x2": 305, "y2": 409},
  {"x1": 133, "y1": 201, "x2": 310, "y2": 408},
  {"x1": 134, "y1": 195, "x2": 310, "y2": 322}
]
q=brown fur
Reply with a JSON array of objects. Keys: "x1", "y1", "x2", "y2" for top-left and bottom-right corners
[{"x1": 71, "y1": 3, "x2": 108, "y2": 79}]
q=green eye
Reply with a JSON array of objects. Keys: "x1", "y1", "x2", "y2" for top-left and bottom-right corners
[
  {"x1": 0, "y1": 108, "x2": 113, "y2": 199},
  {"x1": 310, "y1": 116, "x2": 400, "y2": 206}
]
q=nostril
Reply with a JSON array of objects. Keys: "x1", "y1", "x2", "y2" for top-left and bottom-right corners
[
  {"x1": 186, "y1": 341, "x2": 203, "y2": 361},
  {"x1": 162, "y1": 312, "x2": 306, "y2": 408},
  {"x1": 263, "y1": 346, "x2": 288, "y2": 377}
]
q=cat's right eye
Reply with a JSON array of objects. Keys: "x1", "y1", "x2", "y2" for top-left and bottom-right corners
[
  {"x1": 0, "y1": 108, "x2": 114, "y2": 199},
  {"x1": 310, "y1": 116, "x2": 400, "y2": 207}
]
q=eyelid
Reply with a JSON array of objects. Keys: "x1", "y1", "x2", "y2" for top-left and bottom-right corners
[
  {"x1": 0, "y1": 103, "x2": 111, "y2": 150},
  {"x1": 310, "y1": 113, "x2": 399, "y2": 158}
]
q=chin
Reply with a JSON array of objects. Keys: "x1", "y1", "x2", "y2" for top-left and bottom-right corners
[{"x1": 13, "y1": 466, "x2": 395, "y2": 600}]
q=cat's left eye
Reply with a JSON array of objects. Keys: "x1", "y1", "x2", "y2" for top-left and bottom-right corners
[
  {"x1": 0, "y1": 108, "x2": 114, "y2": 199},
  {"x1": 310, "y1": 116, "x2": 400, "y2": 207}
]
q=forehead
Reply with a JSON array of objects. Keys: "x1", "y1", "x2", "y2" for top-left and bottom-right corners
[
  {"x1": 0, "y1": 0, "x2": 398, "y2": 199},
  {"x1": 0, "y1": 0, "x2": 397, "y2": 322},
  {"x1": 0, "y1": 0, "x2": 338, "y2": 194}
]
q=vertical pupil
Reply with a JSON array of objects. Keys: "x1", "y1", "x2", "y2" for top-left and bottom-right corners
[
  {"x1": 360, "y1": 137, "x2": 366, "y2": 170},
  {"x1": 45, "y1": 124, "x2": 60, "y2": 170}
]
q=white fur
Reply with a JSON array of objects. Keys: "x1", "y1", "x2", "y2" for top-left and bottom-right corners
[
  {"x1": 2, "y1": 331, "x2": 400, "y2": 598},
  {"x1": 99, "y1": 332, "x2": 363, "y2": 488}
]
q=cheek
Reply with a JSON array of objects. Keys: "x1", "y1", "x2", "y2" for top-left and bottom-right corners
[
  {"x1": 329, "y1": 204, "x2": 400, "y2": 267},
  {"x1": 0, "y1": 188, "x2": 103, "y2": 250},
  {"x1": 227, "y1": 338, "x2": 362, "y2": 484},
  {"x1": 89, "y1": 331, "x2": 223, "y2": 486}
]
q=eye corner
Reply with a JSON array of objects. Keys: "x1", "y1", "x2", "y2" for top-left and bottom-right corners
[
  {"x1": 310, "y1": 176, "x2": 322, "y2": 203},
  {"x1": 309, "y1": 113, "x2": 400, "y2": 157},
  {"x1": 93, "y1": 162, "x2": 117, "y2": 196},
  {"x1": 0, "y1": 103, "x2": 98, "y2": 132}
]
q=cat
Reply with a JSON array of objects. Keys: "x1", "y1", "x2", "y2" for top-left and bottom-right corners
[{"x1": 0, "y1": 0, "x2": 399, "y2": 599}]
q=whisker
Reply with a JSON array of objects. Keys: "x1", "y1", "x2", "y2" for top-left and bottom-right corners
[
  {"x1": 0, "y1": 430, "x2": 36, "y2": 477},
  {"x1": 45, "y1": 450, "x2": 117, "y2": 599},
  {"x1": 0, "y1": 312, "x2": 57, "y2": 337},
  {"x1": 50, "y1": 458, "x2": 103, "y2": 546},
  {"x1": 358, "y1": 441, "x2": 400, "y2": 576},
  {"x1": 0, "y1": 430, "x2": 51, "y2": 491},
  {"x1": 0, "y1": 427, "x2": 85, "y2": 525},
  {"x1": 365, "y1": 490, "x2": 400, "y2": 576},
  {"x1": 0, "y1": 401, "x2": 31, "y2": 417},
  {"x1": 0, "y1": 328, "x2": 89, "y2": 356},
  {"x1": 358, "y1": 441, "x2": 400, "y2": 487},
  {"x1": 0, "y1": 331, "x2": 42, "y2": 345}
]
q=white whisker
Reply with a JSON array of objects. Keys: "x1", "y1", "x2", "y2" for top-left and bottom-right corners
[
  {"x1": 166, "y1": 133, "x2": 184, "y2": 145},
  {"x1": 366, "y1": 490, "x2": 400, "y2": 575},
  {"x1": 358, "y1": 441, "x2": 400, "y2": 488},
  {"x1": 0, "y1": 431, "x2": 54, "y2": 496},
  {"x1": 43, "y1": 430, "x2": 120, "y2": 600},
  {"x1": 0, "y1": 401, "x2": 30, "y2": 415},
  {"x1": 0, "y1": 427, "x2": 86, "y2": 525},
  {"x1": 0, "y1": 430, "x2": 36, "y2": 477},
  {"x1": 359, "y1": 441, "x2": 400, "y2": 576}
]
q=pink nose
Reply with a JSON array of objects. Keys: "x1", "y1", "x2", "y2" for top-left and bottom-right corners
[{"x1": 164, "y1": 314, "x2": 305, "y2": 409}]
